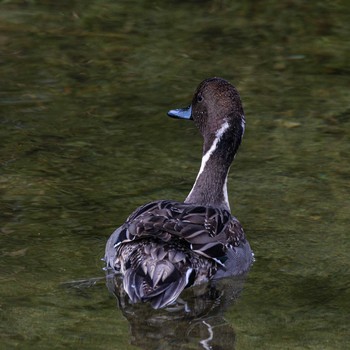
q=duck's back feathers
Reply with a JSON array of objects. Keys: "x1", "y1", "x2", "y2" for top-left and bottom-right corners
[
  {"x1": 107, "y1": 200, "x2": 246, "y2": 265},
  {"x1": 105, "y1": 200, "x2": 252, "y2": 308}
]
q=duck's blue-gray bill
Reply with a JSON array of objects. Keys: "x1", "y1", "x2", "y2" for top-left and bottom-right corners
[{"x1": 167, "y1": 106, "x2": 192, "y2": 120}]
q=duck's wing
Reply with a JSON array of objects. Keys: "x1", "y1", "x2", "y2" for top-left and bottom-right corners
[{"x1": 112, "y1": 200, "x2": 246, "y2": 263}]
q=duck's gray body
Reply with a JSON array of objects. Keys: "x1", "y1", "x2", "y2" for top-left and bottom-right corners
[{"x1": 105, "y1": 78, "x2": 254, "y2": 309}]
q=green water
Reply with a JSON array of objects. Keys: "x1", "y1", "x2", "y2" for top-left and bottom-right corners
[{"x1": 1, "y1": 1, "x2": 349, "y2": 349}]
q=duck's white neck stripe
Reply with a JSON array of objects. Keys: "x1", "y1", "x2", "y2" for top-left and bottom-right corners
[
  {"x1": 198, "y1": 121, "x2": 230, "y2": 177},
  {"x1": 223, "y1": 174, "x2": 230, "y2": 211},
  {"x1": 186, "y1": 121, "x2": 230, "y2": 207},
  {"x1": 241, "y1": 116, "x2": 246, "y2": 136}
]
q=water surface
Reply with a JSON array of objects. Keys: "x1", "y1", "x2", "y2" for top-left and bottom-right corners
[{"x1": 1, "y1": 1, "x2": 349, "y2": 349}]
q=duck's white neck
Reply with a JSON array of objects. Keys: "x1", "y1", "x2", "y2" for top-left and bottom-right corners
[{"x1": 185, "y1": 121, "x2": 231, "y2": 211}]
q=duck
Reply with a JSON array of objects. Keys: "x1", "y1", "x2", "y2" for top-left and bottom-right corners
[{"x1": 104, "y1": 77, "x2": 253, "y2": 309}]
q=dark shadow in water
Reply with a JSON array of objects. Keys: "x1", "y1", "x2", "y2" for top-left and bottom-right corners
[{"x1": 106, "y1": 274, "x2": 248, "y2": 350}]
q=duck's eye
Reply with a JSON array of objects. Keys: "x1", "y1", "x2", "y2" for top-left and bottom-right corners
[{"x1": 197, "y1": 94, "x2": 203, "y2": 102}]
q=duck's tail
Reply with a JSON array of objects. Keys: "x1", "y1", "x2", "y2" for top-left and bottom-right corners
[{"x1": 118, "y1": 239, "x2": 207, "y2": 309}]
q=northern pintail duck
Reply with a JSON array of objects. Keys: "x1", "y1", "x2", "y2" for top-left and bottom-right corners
[{"x1": 105, "y1": 77, "x2": 253, "y2": 309}]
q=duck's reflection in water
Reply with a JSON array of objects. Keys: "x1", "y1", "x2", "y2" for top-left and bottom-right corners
[{"x1": 107, "y1": 274, "x2": 248, "y2": 350}]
